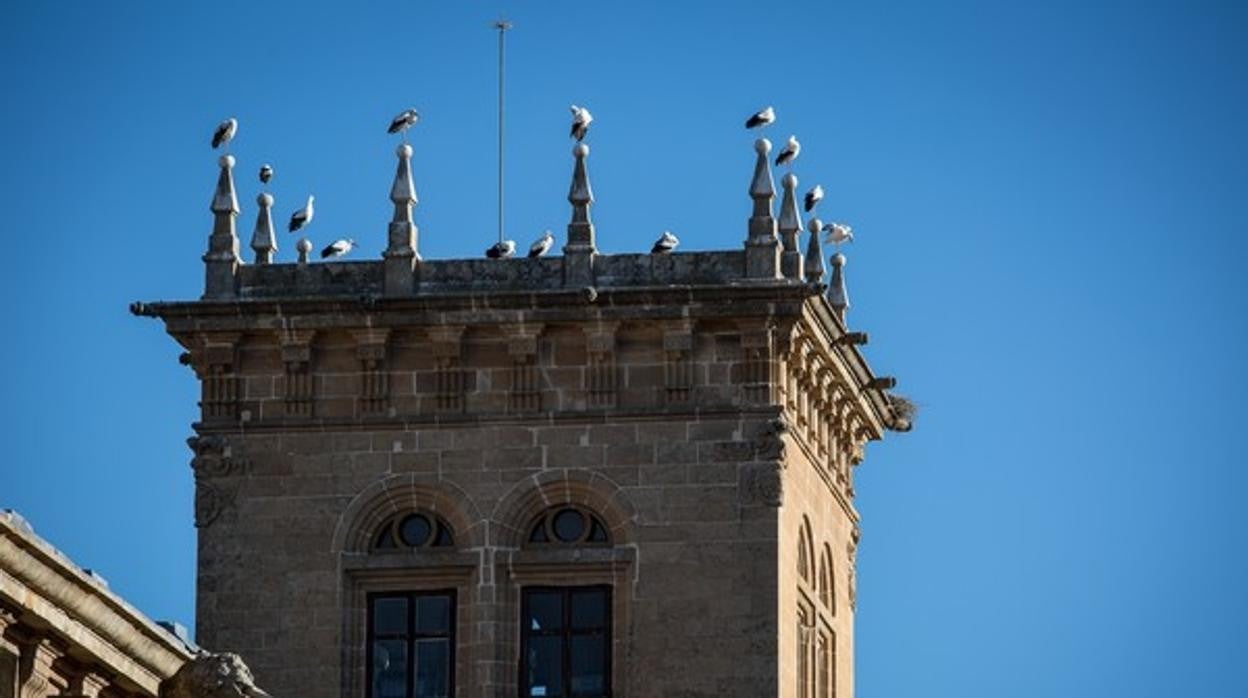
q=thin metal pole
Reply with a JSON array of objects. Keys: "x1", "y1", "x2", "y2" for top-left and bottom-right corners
[{"x1": 495, "y1": 19, "x2": 512, "y2": 245}]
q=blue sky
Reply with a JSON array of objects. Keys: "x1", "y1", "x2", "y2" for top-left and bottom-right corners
[{"x1": 1, "y1": 1, "x2": 1245, "y2": 696}]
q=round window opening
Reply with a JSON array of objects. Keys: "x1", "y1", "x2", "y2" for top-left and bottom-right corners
[
  {"x1": 399, "y1": 514, "x2": 432, "y2": 547},
  {"x1": 552, "y1": 508, "x2": 586, "y2": 542}
]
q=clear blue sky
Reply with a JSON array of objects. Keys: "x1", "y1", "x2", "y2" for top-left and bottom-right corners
[{"x1": 2, "y1": 1, "x2": 1245, "y2": 696}]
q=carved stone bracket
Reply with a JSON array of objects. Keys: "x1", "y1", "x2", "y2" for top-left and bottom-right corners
[
  {"x1": 584, "y1": 323, "x2": 618, "y2": 408},
  {"x1": 662, "y1": 321, "x2": 694, "y2": 405},
  {"x1": 187, "y1": 435, "x2": 249, "y2": 478},
  {"x1": 753, "y1": 416, "x2": 789, "y2": 461},
  {"x1": 194, "y1": 482, "x2": 231, "y2": 528},
  {"x1": 738, "y1": 321, "x2": 774, "y2": 404},
  {"x1": 280, "y1": 329, "x2": 316, "y2": 417},
  {"x1": 187, "y1": 334, "x2": 241, "y2": 420},
  {"x1": 506, "y1": 325, "x2": 543, "y2": 412},
  {"x1": 352, "y1": 329, "x2": 391, "y2": 415},
  {"x1": 428, "y1": 325, "x2": 466, "y2": 412}
]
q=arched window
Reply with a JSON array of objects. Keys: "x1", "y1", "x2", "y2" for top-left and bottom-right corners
[
  {"x1": 527, "y1": 505, "x2": 610, "y2": 545},
  {"x1": 797, "y1": 519, "x2": 814, "y2": 585},
  {"x1": 371, "y1": 511, "x2": 455, "y2": 551},
  {"x1": 818, "y1": 544, "x2": 834, "y2": 612}
]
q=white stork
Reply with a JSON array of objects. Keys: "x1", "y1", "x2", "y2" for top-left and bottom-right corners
[
  {"x1": 528, "y1": 230, "x2": 555, "y2": 258},
  {"x1": 321, "y1": 238, "x2": 356, "y2": 259},
  {"x1": 651, "y1": 231, "x2": 679, "y2": 254},
  {"x1": 569, "y1": 105, "x2": 593, "y2": 141},
  {"x1": 775, "y1": 135, "x2": 800, "y2": 167},
  {"x1": 289, "y1": 196, "x2": 315, "y2": 233},
  {"x1": 211, "y1": 118, "x2": 237, "y2": 150},
  {"x1": 745, "y1": 106, "x2": 775, "y2": 130},
  {"x1": 486, "y1": 240, "x2": 517, "y2": 259}
]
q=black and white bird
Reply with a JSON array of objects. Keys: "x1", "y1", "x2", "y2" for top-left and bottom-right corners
[
  {"x1": 651, "y1": 231, "x2": 679, "y2": 254},
  {"x1": 289, "y1": 195, "x2": 315, "y2": 233},
  {"x1": 569, "y1": 105, "x2": 593, "y2": 141},
  {"x1": 822, "y1": 222, "x2": 854, "y2": 246},
  {"x1": 211, "y1": 118, "x2": 237, "y2": 149},
  {"x1": 528, "y1": 230, "x2": 555, "y2": 258},
  {"x1": 745, "y1": 106, "x2": 775, "y2": 130},
  {"x1": 320, "y1": 238, "x2": 355, "y2": 259},
  {"x1": 804, "y1": 184, "x2": 823, "y2": 212},
  {"x1": 259, "y1": 164, "x2": 273, "y2": 185},
  {"x1": 387, "y1": 108, "x2": 420, "y2": 137},
  {"x1": 486, "y1": 240, "x2": 517, "y2": 259},
  {"x1": 775, "y1": 135, "x2": 801, "y2": 167}
]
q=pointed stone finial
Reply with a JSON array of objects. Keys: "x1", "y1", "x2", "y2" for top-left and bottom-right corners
[
  {"x1": 805, "y1": 218, "x2": 825, "y2": 283},
  {"x1": 204, "y1": 154, "x2": 241, "y2": 299},
  {"x1": 778, "y1": 172, "x2": 804, "y2": 278},
  {"x1": 564, "y1": 143, "x2": 596, "y2": 287},
  {"x1": 250, "y1": 192, "x2": 277, "y2": 264},
  {"x1": 745, "y1": 138, "x2": 781, "y2": 279},
  {"x1": 296, "y1": 238, "x2": 312, "y2": 265},
  {"x1": 383, "y1": 143, "x2": 419, "y2": 296},
  {"x1": 828, "y1": 252, "x2": 850, "y2": 323}
]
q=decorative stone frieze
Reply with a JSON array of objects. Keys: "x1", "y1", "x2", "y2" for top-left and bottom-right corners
[{"x1": 185, "y1": 335, "x2": 241, "y2": 421}]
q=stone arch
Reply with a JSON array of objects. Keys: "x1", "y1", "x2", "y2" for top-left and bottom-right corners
[
  {"x1": 490, "y1": 468, "x2": 636, "y2": 548},
  {"x1": 797, "y1": 516, "x2": 815, "y2": 585},
  {"x1": 331, "y1": 472, "x2": 486, "y2": 554},
  {"x1": 818, "y1": 542, "x2": 834, "y2": 611}
]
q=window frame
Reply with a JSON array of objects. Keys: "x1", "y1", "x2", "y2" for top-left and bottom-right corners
[
  {"x1": 366, "y1": 588, "x2": 457, "y2": 698},
  {"x1": 518, "y1": 584, "x2": 613, "y2": 698}
]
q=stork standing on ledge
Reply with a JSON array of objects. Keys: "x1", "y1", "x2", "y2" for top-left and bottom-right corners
[
  {"x1": 321, "y1": 238, "x2": 355, "y2": 259},
  {"x1": 388, "y1": 108, "x2": 420, "y2": 141},
  {"x1": 289, "y1": 195, "x2": 315, "y2": 233},
  {"x1": 211, "y1": 118, "x2": 237, "y2": 151},
  {"x1": 487, "y1": 240, "x2": 517, "y2": 259},
  {"x1": 776, "y1": 135, "x2": 801, "y2": 167},
  {"x1": 651, "y1": 231, "x2": 679, "y2": 254},
  {"x1": 570, "y1": 105, "x2": 593, "y2": 141},
  {"x1": 259, "y1": 164, "x2": 273, "y2": 186},
  {"x1": 528, "y1": 230, "x2": 554, "y2": 258},
  {"x1": 804, "y1": 184, "x2": 823, "y2": 212},
  {"x1": 745, "y1": 106, "x2": 775, "y2": 130}
]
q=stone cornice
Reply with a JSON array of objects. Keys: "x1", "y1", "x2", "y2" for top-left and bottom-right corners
[{"x1": 0, "y1": 512, "x2": 192, "y2": 695}]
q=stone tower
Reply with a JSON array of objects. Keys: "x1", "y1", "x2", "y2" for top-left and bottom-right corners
[{"x1": 134, "y1": 137, "x2": 906, "y2": 697}]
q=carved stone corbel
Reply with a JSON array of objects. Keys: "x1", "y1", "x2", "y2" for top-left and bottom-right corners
[
  {"x1": 662, "y1": 320, "x2": 695, "y2": 405},
  {"x1": 280, "y1": 329, "x2": 316, "y2": 417},
  {"x1": 186, "y1": 334, "x2": 241, "y2": 420},
  {"x1": 737, "y1": 320, "x2": 774, "y2": 404},
  {"x1": 505, "y1": 325, "x2": 543, "y2": 412},
  {"x1": 352, "y1": 329, "x2": 391, "y2": 415},
  {"x1": 428, "y1": 325, "x2": 466, "y2": 412},
  {"x1": 584, "y1": 322, "x2": 619, "y2": 408}
]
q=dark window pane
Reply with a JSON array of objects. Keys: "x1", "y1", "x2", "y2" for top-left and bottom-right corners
[
  {"x1": 413, "y1": 638, "x2": 450, "y2": 698},
  {"x1": 587, "y1": 519, "x2": 608, "y2": 543},
  {"x1": 529, "y1": 522, "x2": 549, "y2": 543},
  {"x1": 553, "y1": 509, "x2": 586, "y2": 542},
  {"x1": 525, "y1": 635, "x2": 563, "y2": 696},
  {"x1": 400, "y1": 514, "x2": 432, "y2": 547},
  {"x1": 375, "y1": 525, "x2": 398, "y2": 549},
  {"x1": 415, "y1": 595, "x2": 451, "y2": 635},
  {"x1": 569, "y1": 635, "x2": 606, "y2": 696},
  {"x1": 433, "y1": 524, "x2": 453, "y2": 547},
  {"x1": 570, "y1": 590, "x2": 607, "y2": 630},
  {"x1": 372, "y1": 639, "x2": 408, "y2": 698},
  {"x1": 527, "y1": 591, "x2": 563, "y2": 632},
  {"x1": 372, "y1": 597, "x2": 408, "y2": 637}
]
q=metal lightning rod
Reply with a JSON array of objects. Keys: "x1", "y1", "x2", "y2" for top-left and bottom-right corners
[{"x1": 493, "y1": 17, "x2": 513, "y2": 245}]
